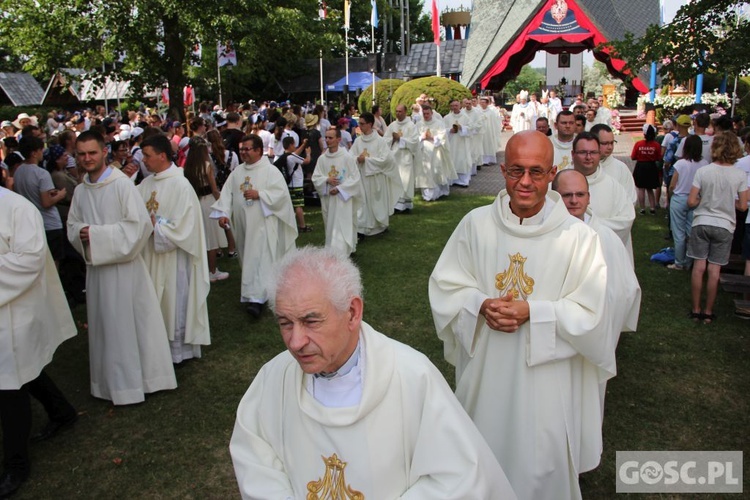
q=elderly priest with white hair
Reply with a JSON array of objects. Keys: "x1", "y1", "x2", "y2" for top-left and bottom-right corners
[{"x1": 230, "y1": 246, "x2": 516, "y2": 499}]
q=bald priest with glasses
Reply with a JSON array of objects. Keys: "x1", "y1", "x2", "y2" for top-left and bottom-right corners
[{"x1": 429, "y1": 130, "x2": 612, "y2": 500}]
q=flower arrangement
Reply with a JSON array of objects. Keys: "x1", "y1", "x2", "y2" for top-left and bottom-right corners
[
  {"x1": 610, "y1": 109, "x2": 622, "y2": 135},
  {"x1": 606, "y1": 92, "x2": 623, "y2": 109},
  {"x1": 639, "y1": 90, "x2": 730, "y2": 113}
]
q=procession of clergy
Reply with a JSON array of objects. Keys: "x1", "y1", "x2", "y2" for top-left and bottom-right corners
[{"x1": 3, "y1": 88, "x2": 642, "y2": 499}]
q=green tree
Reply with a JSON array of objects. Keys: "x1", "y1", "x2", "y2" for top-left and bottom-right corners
[
  {"x1": 605, "y1": 0, "x2": 750, "y2": 84},
  {"x1": 1, "y1": 0, "x2": 335, "y2": 119},
  {"x1": 582, "y1": 61, "x2": 625, "y2": 98},
  {"x1": 503, "y1": 65, "x2": 545, "y2": 99}
]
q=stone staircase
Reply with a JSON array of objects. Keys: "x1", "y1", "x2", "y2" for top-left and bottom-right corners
[{"x1": 617, "y1": 109, "x2": 646, "y2": 134}]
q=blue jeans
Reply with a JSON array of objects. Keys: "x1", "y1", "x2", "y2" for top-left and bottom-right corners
[{"x1": 669, "y1": 194, "x2": 694, "y2": 267}]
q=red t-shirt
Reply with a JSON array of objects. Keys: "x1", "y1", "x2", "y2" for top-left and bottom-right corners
[{"x1": 631, "y1": 140, "x2": 662, "y2": 162}]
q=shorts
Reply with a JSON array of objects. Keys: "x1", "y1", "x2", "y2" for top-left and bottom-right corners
[
  {"x1": 687, "y1": 224, "x2": 733, "y2": 266},
  {"x1": 46, "y1": 229, "x2": 65, "y2": 262},
  {"x1": 290, "y1": 187, "x2": 304, "y2": 208}
]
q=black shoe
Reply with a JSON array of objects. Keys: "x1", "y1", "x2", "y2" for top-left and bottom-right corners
[
  {"x1": 30, "y1": 414, "x2": 78, "y2": 443},
  {"x1": 0, "y1": 470, "x2": 28, "y2": 499},
  {"x1": 357, "y1": 233, "x2": 366, "y2": 242},
  {"x1": 246, "y1": 302, "x2": 263, "y2": 318}
]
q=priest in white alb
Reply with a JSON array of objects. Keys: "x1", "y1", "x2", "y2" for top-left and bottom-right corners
[
  {"x1": 552, "y1": 169, "x2": 642, "y2": 416},
  {"x1": 311, "y1": 128, "x2": 362, "y2": 256},
  {"x1": 385, "y1": 104, "x2": 420, "y2": 213},
  {"x1": 429, "y1": 131, "x2": 610, "y2": 500},
  {"x1": 477, "y1": 96, "x2": 501, "y2": 165},
  {"x1": 67, "y1": 131, "x2": 177, "y2": 405},
  {"x1": 349, "y1": 112, "x2": 400, "y2": 237},
  {"x1": 462, "y1": 98, "x2": 484, "y2": 174},
  {"x1": 211, "y1": 134, "x2": 297, "y2": 318},
  {"x1": 446, "y1": 99, "x2": 473, "y2": 187},
  {"x1": 230, "y1": 247, "x2": 517, "y2": 500},
  {"x1": 510, "y1": 90, "x2": 534, "y2": 133},
  {"x1": 138, "y1": 134, "x2": 211, "y2": 364},
  {"x1": 550, "y1": 111, "x2": 576, "y2": 170},
  {"x1": 591, "y1": 124, "x2": 637, "y2": 203},
  {"x1": 571, "y1": 132, "x2": 635, "y2": 265},
  {"x1": 416, "y1": 105, "x2": 456, "y2": 201}
]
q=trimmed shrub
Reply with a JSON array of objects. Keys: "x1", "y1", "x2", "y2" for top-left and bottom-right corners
[
  {"x1": 358, "y1": 79, "x2": 406, "y2": 120},
  {"x1": 390, "y1": 77, "x2": 472, "y2": 117}
]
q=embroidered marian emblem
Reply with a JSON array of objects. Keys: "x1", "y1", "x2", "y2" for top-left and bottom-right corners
[
  {"x1": 495, "y1": 253, "x2": 535, "y2": 300},
  {"x1": 328, "y1": 165, "x2": 340, "y2": 179},
  {"x1": 550, "y1": 0, "x2": 568, "y2": 24},
  {"x1": 558, "y1": 155, "x2": 570, "y2": 170},
  {"x1": 307, "y1": 454, "x2": 364, "y2": 500},
  {"x1": 145, "y1": 191, "x2": 159, "y2": 214},
  {"x1": 240, "y1": 176, "x2": 253, "y2": 192}
]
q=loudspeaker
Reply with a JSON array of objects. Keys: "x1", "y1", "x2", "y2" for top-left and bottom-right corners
[
  {"x1": 367, "y1": 53, "x2": 382, "y2": 73},
  {"x1": 383, "y1": 52, "x2": 399, "y2": 72}
]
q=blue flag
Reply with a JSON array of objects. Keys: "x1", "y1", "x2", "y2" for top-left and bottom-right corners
[{"x1": 371, "y1": 0, "x2": 378, "y2": 28}]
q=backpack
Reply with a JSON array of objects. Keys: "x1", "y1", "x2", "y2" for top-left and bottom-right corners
[
  {"x1": 211, "y1": 152, "x2": 231, "y2": 190},
  {"x1": 273, "y1": 153, "x2": 297, "y2": 186},
  {"x1": 663, "y1": 131, "x2": 681, "y2": 165}
]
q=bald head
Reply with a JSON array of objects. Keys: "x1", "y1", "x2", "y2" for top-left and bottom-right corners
[
  {"x1": 501, "y1": 131, "x2": 556, "y2": 219},
  {"x1": 552, "y1": 169, "x2": 590, "y2": 220},
  {"x1": 505, "y1": 130, "x2": 554, "y2": 168}
]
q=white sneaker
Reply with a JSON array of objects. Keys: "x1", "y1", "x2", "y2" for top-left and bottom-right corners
[{"x1": 209, "y1": 269, "x2": 229, "y2": 282}]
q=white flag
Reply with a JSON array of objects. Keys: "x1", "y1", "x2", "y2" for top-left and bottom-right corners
[{"x1": 217, "y1": 41, "x2": 237, "y2": 67}]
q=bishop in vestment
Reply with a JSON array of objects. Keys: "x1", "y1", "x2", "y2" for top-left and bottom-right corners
[
  {"x1": 138, "y1": 134, "x2": 210, "y2": 364},
  {"x1": 230, "y1": 247, "x2": 517, "y2": 499},
  {"x1": 67, "y1": 131, "x2": 177, "y2": 405},
  {"x1": 429, "y1": 131, "x2": 610, "y2": 500}
]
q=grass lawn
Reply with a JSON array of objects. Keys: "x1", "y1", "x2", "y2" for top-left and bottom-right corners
[{"x1": 13, "y1": 193, "x2": 750, "y2": 499}]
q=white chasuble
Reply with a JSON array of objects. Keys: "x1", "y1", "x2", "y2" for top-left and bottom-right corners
[
  {"x1": 67, "y1": 167, "x2": 176, "y2": 405},
  {"x1": 311, "y1": 148, "x2": 362, "y2": 256},
  {"x1": 429, "y1": 191, "x2": 610, "y2": 500},
  {"x1": 384, "y1": 118, "x2": 420, "y2": 205},
  {"x1": 416, "y1": 118, "x2": 456, "y2": 190},
  {"x1": 445, "y1": 111, "x2": 473, "y2": 179},
  {"x1": 477, "y1": 107, "x2": 501, "y2": 164},
  {"x1": 550, "y1": 134, "x2": 574, "y2": 171},
  {"x1": 463, "y1": 107, "x2": 484, "y2": 168},
  {"x1": 137, "y1": 165, "x2": 211, "y2": 355},
  {"x1": 586, "y1": 167, "x2": 635, "y2": 266},
  {"x1": 211, "y1": 157, "x2": 297, "y2": 302},
  {"x1": 230, "y1": 322, "x2": 517, "y2": 500},
  {"x1": 600, "y1": 155, "x2": 637, "y2": 204},
  {"x1": 349, "y1": 131, "x2": 401, "y2": 236},
  {"x1": 0, "y1": 188, "x2": 76, "y2": 389}
]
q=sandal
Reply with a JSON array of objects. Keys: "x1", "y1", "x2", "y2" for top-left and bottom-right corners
[
  {"x1": 298, "y1": 226, "x2": 313, "y2": 233},
  {"x1": 688, "y1": 311, "x2": 703, "y2": 322},
  {"x1": 703, "y1": 313, "x2": 717, "y2": 325}
]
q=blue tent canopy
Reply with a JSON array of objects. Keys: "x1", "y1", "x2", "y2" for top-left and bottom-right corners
[{"x1": 326, "y1": 72, "x2": 381, "y2": 92}]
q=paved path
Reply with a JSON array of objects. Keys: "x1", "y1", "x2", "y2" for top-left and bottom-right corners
[{"x1": 462, "y1": 131, "x2": 637, "y2": 196}]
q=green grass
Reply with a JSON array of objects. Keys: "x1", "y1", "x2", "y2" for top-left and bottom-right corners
[{"x1": 13, "y1": 195, "x2": 750, "y2": 499}]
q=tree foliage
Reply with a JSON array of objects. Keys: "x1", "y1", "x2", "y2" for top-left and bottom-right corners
[
  {"x1": 390, "y1": 76, "x2": 471, "y2": 117},
  {"x1": 503, "y1": 65, "x2": 545, "y2": 99},
  {"x1": 605, "y1": 0, "x2": 750, "y2": 84},
  {"x1": 357, "y1": 79, "x2": 406, "y2": 116}
]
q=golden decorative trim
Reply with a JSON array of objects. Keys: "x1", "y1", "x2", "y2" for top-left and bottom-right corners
[
  {"x1": 240, "y1": 176, "x2": 253, "y2": 192},
  {"x1": 145, "y1": 191, "x2": 159, "y2": 214},
  {"x1": 495, "y1": 253, "x2": 535, "y2": 300},
  {"x1": 307, "y1": 453, "x2": 364, "y2": 500}
]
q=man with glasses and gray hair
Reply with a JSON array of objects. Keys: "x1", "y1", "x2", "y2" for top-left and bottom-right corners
[{"x1": 429, "y1": 130, "x2": 610, "y2": 500}]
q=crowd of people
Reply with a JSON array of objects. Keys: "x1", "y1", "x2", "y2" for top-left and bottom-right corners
[{"x1": 0, "y1": 86, "x2": 747, "y2": 498}]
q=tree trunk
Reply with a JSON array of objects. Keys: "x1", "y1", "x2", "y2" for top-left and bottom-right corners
[{"x1": 162, "y1": 14, "x2": 187, "y2": 122}]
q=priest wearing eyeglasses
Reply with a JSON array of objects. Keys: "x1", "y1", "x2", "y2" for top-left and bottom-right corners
[{"x1": 429, "y1": 130, "x2": 611, "y2": 500}]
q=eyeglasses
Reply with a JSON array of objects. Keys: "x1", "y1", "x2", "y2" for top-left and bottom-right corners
[
  {"x1": 239, "y1": 147, "x2": 257, "y2": 152},
  {"x1": 560, "y1": 191, "x2": 589, "y2": 200},
  {"x1": 573, "y1": 150, "x2": 600, "y2": 157},
  {"x1": 505, "y1": 167, "x2": 552, "y2": 180},
  {"x1": 599, "y1": 141, "x2": 617, "y2": 146}
]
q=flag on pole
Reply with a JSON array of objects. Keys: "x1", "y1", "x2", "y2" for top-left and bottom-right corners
[
  {"x1": 319, "y1": 0, "x2": 327, "y2": 19},
  {"x1": 431, "y1": 0, "x2": 440, "y2": 45},
  {"x1": 190, "y1": 43, "x2": 202, "y2": 67},
  {"x1": 371, "y1": 0, "x2": 378, "y2": 28},
  {"x1": 217, "y1": 41, "x2": 237, "y2": 67},
  {"x1": 344, "y1": 0, "x2": 350, "y2": 29}
]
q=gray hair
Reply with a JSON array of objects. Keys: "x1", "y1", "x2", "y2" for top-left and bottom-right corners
[
  {"x1": 663, "y1": 120, "x2": 674, "y2": 131},
  {"x1": 266, "y1": 246, "x2": 363, "y2": 312}
]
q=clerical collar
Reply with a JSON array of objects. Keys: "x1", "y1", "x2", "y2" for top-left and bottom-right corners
[
  {"x1": 507, "y1": 195, "x2": 555, "y2": 225},
  {"x1": 314, "y1": 341, "x2": 360, "y2": 380},
  {"x1": 92, "y1": 166, "x2": 113, "y2": 184}
]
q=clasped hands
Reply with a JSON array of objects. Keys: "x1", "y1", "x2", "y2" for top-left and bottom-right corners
[{"x1": 480, "y1": 293, "x2": 530, "y2": 333}]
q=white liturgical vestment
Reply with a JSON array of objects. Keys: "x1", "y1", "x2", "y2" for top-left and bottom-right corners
[
  {"x1": 137, "y1": 165, "x2": 211, "y2": 362},
  {"x1": 311, "y1": 148, "x2": 362, "y2": 256},
  {"x1": 0, "y1": 188, "x2": 76, "y2": 389},
  {"x1": 416, "y1": 117, "x2": 456, "y2": 200},
  {"x1": 511, "y1": 102, "x2": 534, "y2": 133},
  {"x1": 211, "y1": 157, "x2": 297, "y2": 302},
  {"x1": 477, "y1": 106, "x2": 501, "y2": 164},
  {"x1": 384, "y1": 117, "x2": 420, "y2": 211},
  {"x1": 349, "y1": 131, "x2": 401, "y2": 236},
  {"x1": 586, "y1": 166, "x2": 635, "y2": 266},
  {"x1": 429, "y1": 191, "x2": 611, "y2": 500},
  {"x1": 230, "y1": 322, "x2": 517, "y2": 500},
  {"x1": 445, "y1": 111, "x2": 473, "y2": 186},
  {"x1": 550, "y1": 134, "x2": 574, "y2": 170},
  {"x1": 600, "y1": 155, "x2": 637, "y2": 204},
  {"x1": 67, "y1": 167, "x2": 177, "y2": 405}
]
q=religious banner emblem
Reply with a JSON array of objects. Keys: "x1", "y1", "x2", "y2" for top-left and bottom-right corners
[
  {"x1": 145, "y1": 191, "x2": 159, "y2": 215},
  {"x1": 530, "y1": 0, "x2": 588, "y2": 35},
  {"x1": 550, "y1": 0, "x2": 568, "y2": 23},
  {"x1": 558, "y1": 155, "x2": 570, "y2": 170},
  {"x1": 307, "y1": 454, "x2": 364, "y2": 500},
  {"x1": 495, "y1": 253, "x2": 535, "y2": 300}
]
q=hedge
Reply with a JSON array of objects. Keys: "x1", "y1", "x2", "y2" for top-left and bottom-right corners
[
  {"x1": 390, "y1": 77, "x2": 472, "y2": 117},
  {"x1": 358, "y1": 79, "x2": 406, "y2": 119}
]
